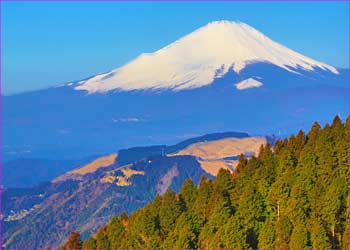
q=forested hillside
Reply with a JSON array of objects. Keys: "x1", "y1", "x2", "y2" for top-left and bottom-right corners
[{"x1": 61, "y1": 116, "x2": 350, "y2": 250}]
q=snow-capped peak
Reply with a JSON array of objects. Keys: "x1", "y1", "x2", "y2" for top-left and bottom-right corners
[{"x1": 75, "y1": 20, "x2": 338, "y2": 93}]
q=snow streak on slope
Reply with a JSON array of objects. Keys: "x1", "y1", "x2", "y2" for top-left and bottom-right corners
[
  {"x1": 75, "y1": 20, "x2": 338, "y2": 93},
  {"x1": 235, "y1": 78, "x2": 263, "y2": 90}
]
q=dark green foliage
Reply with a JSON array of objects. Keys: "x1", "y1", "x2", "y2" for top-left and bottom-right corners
[
  {"x1": 289, "y1": 223, "x2": 309, "y2": 250},
  {"x1": 95, "y1": 227, "x2": 110, "y2": 250},
  {"x1": 159, "y1": 189, "x2": 183, "y2": 235},
  {"x1": 258, "y1": 220, "x2": 276, "y2": 249},
  {"x1": 179, "y1": 179, "x2": 198, "y2": 210},
  {"x1": 106, "y1": 216, "x2": 125, "y2": 249},
  {"x1": 62, "y1": 116, "x2": 349, "y2": 249},
  {"x1": 82, "y1": 237, "x2": 96, "y2": 250},
  {"x1": 309, "y1": 220, "x2": 332, "y2": 249},
  {"x1": 234, "y1": 153, "x2": 247, "y2": 177},
  {"x1": 163, "y1": 212, "x2": 201, "y2": 249},
  {"x1": 212, "y1": 216, "x2": 249, "y2": 248},
  {"x1": 192, "y1": 176, "x2": 213, "y2": 222},
  {"x1": 214, "y1": 168, "x2": 234, "y2": 194},
  {"x1": 345, "y1": 117, "x2": 350, "y2": 248},
  {"x1": 119, "y1": 232, "x2": 140, "y2": 249},
  {"x1": 275, "y1": 216, "x2": 293, "y2": 249}
]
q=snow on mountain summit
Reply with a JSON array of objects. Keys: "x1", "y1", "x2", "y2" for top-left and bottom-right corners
[{"x1": 75, "y1": 20, "x2": 338, "y2": 93}]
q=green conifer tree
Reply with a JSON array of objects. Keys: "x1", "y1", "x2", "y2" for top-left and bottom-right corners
[
  {"x1": 61, "y1": 231, "x2": 82, "y2": 250},
  {"x1": 106, "y1": 216, "x2": 125, "y2": 249},
  {"x1": 82, "y1": 237, "x2": 96, "y2": 250},
  {"x1": 289, "y1": 223, "x2": 309, "y2": 250},
  {"x1": 179, "y1": 178, "x2": 198, "y2": 210},
  {"x1": 96, "y1": 227, "x2": 110, "y2": 250},
  {"x1": 258, "y1": 220, "x2": 276, "y2": 249},
  {"x1": 275, "y1": 215, "x2": 292, "y2": 249}
]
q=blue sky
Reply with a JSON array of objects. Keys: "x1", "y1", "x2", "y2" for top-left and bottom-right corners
[{"x1": 1, "y1": 1, "x2": 349, "y2": 95}]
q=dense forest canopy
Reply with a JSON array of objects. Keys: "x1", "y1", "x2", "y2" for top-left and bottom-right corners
[{"x1": 61, "y1": 116, "x2": 350, "y2": 250}]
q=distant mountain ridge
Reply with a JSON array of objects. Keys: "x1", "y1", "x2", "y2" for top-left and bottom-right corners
[
  {"x1": 3, "y1": 131, "x2": 252, "y2": 188},
  {"x1": 2, "y1": 132, "x2": 267, "y2": 249}
]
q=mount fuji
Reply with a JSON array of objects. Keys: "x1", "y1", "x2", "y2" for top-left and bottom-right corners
[
  {"x1": 3, "y1": 21, "x2": 349, "y2": 161},
  {"x1": 74, "y1": 21, "x2": 338, "y2": 93}
]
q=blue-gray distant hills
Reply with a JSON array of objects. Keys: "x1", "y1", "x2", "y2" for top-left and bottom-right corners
[
  {"x1": 2, "y1": 131, "x2": 267, "y2": 249},
  {"x1": 3, "y1": 21, "x2": 349, "y2": 162},
  {"x1": 3, "y1": 131, "x2": 251, "y2": 188}
]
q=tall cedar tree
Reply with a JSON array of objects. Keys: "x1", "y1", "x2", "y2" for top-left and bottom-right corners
[{"x1": 60, "y1": 231, "x2": 82, "y2": 250}]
